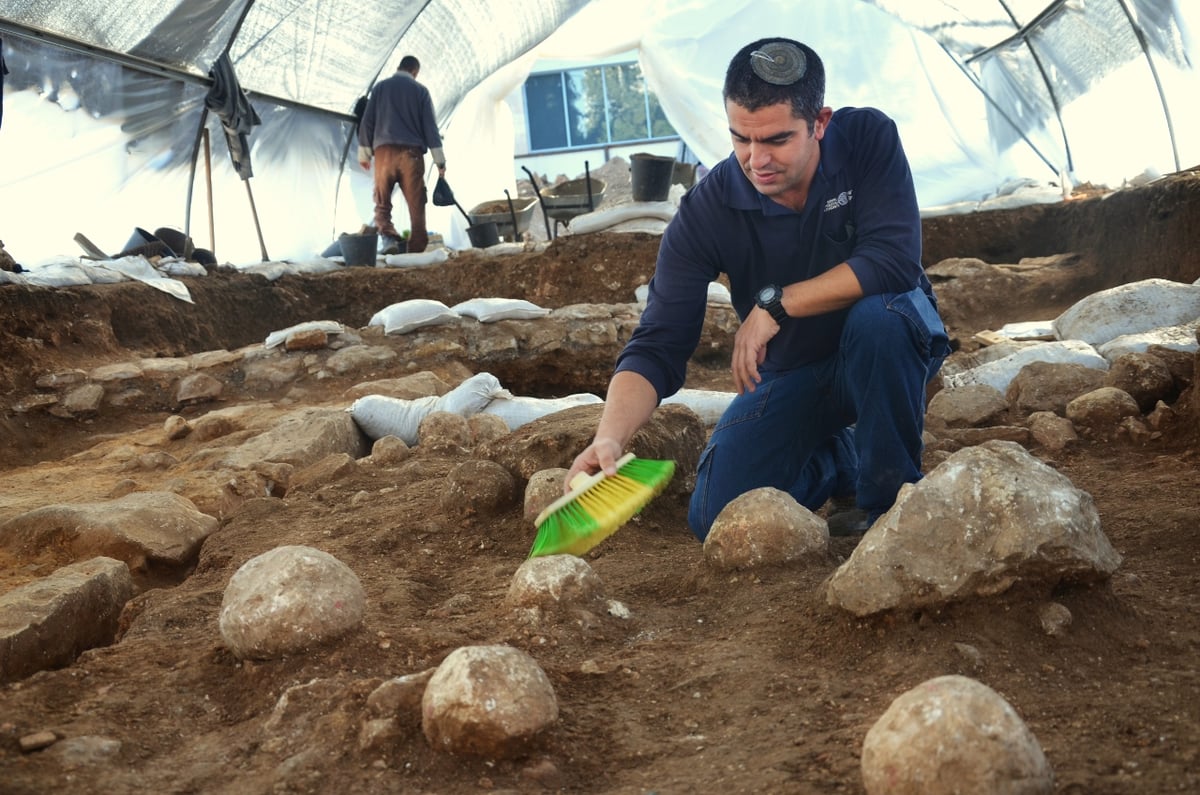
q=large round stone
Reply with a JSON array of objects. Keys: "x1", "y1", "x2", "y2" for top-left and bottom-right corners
[
  {"x1": 218, "y1": 545, "x2": 365, "y2": 660},
  {"x1": 506, "y1": 554, "x2": 604, "y2": 609},
  {"x1": 422, "y1": 645, "x2": 558, "y2": 758},
  {"x1": 861, "y1": 674, "x2": 1053, "y2": 794},
  {"x1": 703, "y1": 487, "x2": 826, "y2": 569}
]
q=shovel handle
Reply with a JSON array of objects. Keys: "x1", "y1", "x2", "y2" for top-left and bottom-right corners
[{"x1": 504, "y1": 189, "x2": 520, "y2": 242}]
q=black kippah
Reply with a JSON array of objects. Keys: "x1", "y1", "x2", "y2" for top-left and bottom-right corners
[{"x1": 749, "y1": 42, "x2": 807, "y2": 85}]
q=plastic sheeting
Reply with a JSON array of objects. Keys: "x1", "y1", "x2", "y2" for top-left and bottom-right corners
[{"x1": 0, "y1": 0, "x2": 1197, "y2": 265}]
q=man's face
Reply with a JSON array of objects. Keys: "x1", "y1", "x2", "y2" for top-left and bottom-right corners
[{"x1": 726, "y1": 100, "x2": 832, "y2": 210}]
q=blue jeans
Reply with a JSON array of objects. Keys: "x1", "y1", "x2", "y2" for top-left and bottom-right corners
[{"x1": 687, "y1": 287, "x2": 949, "y2": 541}]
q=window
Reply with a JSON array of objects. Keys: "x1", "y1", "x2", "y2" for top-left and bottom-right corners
[{"x1": 524, "y1": 61, "x2": 676, "y2": 152}]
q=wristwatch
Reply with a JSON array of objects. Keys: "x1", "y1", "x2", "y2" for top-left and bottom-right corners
[{"x1": 754, "y1": 284, "x2": 788, "y2": 324}]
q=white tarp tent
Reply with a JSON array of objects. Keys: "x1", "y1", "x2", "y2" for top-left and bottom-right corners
[{"x1": 1, "y1": 0, "x2": 1196, "y2": 264}]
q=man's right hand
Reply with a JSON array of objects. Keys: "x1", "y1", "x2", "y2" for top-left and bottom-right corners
[{"x1": 564, "y1": 437, "x2": 623, "y2": 493}]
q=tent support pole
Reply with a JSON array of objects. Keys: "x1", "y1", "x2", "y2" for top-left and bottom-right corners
[
  {"x1": 935, "y1": 40, "x2": 1059, "y2": 179},
  {"x1": 244, "y1": 179, "x2": 269, "y2": 262},
  {"x1": 1114, "y1": 0, "x2": 1181, "y2": 173},
  {"x1": 973, "y1": 0, "x2": 1074, "y2": 173},
  {"x1": 203, "y1": 128, "x2": 216, "y2": 255}
]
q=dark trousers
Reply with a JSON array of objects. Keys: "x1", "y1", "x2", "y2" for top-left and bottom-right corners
[
  {"x1": 687, "y1": 287, "x2": 950, "y2": 540},
  {"x1": 372, "y1": 144, "x2": 429, "y2": 253}
]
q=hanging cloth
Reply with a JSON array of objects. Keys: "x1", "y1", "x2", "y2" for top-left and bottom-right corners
[
  {"x1": 204, "y1": 52, "x2": 261, "y2": 180},
  {"x1": 1, "y1": 38, "x2": 9, "y2": 131}
]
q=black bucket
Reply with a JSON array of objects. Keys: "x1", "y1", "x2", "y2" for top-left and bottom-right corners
[
  {"x1": 630, "y1": 153, "x2": 676, "y2": 202},
  {"x1": 153, "y1": 227, "x2": 195, "y2": 259},
  {"x1": 339, "y1": 232, "x2": 378, "y2": 266},
  {"x1": 467, "y1": 222, "x2": 500, "y2": 248},
  {"x1": 116, "y1": 226, "x2": 175, "y2": 259},
  {"x1": 121, "y1": 226, "x2": 159, "y2": 252}
]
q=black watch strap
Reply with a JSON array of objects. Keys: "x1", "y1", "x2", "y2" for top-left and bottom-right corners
[{"x1": 756, "y1": 285, "x2": 788, "y2": 324}]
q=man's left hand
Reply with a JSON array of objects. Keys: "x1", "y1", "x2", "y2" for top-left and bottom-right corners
[{"x1": 732, "y1": 308, "x2": 780, "y2": 394}]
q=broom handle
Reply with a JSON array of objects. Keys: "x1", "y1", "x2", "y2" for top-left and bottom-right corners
[{"x1": 534, "y1": 452, "x2": 636, "y2": 525}]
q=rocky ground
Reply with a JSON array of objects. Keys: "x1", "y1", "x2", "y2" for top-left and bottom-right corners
[{"x1": 0, "y1": 166, "x2": 1199, "y2": 794}]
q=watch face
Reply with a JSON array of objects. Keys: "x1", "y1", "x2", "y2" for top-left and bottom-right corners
[{"x1": 757, "y1": 285, "x2": 779, "y2": 303}]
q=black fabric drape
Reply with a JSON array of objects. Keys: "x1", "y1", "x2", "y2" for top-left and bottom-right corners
[
  {"x1": 1, "y1": 38, "x2": 9, "y2": 131},
  {"x1": 204, "y1": 52, "x2": 261, "y2": 180}
]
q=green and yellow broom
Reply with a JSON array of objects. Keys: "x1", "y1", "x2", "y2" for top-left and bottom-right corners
[{"x1": 528, "y1": 453, "x2": 676, "y2": 558}]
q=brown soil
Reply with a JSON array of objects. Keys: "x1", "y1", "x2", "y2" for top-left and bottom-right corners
[{"x1": 1, "y1": 170, "x2": 1199, "y2": 794}]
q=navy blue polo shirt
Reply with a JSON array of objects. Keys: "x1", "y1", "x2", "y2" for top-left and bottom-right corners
[{"x1": 615, "y1": 106, "x2": 931, "y2": 400}]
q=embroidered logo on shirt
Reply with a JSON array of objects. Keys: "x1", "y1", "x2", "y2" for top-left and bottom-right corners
[{"x1": 823, "y1": 190, "x2": 853, "y2": 213}]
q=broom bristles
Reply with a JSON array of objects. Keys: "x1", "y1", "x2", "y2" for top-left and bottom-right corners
[{"x1": 528, "y1": 455, "x2": 675, "y2": 558}]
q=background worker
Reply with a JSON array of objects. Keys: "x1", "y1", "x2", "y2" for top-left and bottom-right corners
[
  {"x1": 357, "y1": 55, "x2": 446, "y2": 254},
  {"x1": 566, "y1": 37, "x2": 950, "y2": 539}
]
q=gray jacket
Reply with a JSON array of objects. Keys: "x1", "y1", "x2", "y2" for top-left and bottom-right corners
[{"x1": 357, "y1": 71, "x2": 445, "y2": 166}]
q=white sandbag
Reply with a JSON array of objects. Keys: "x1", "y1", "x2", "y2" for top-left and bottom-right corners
[
  {"x1": 382, "y1": 247, "x2": 451, "y2": 268},
  {"x1": 279, "y1": 258, "x2": 344, "y2": 276},
  {"x1": 975, "y1": 184, "x2": 1065, "y2": 211},
  {"x1": 237, "y1": 261, "x2": 290, "y2": 282},
  {"x1": 348, "y1": 394, "x2": 439, "y2": 444},
  {"x1": 264, "y1": 320, "x2": 346, "y2": 348},
  {"x1": 95, "y1": 255, "x2": 194, "y2": 303},
  {"x1": 452, "y1": 298, "x2": 550, "y2": 322},
  {"x1": 157, "y1": 259, "x2": 209, "y2": 278},
  {"x1": 707, "y1": 282, "x2": 731, "y2": 304},
  {"x1": 482, "y1": 393, "x2": 602, "y2": 430},
  {"x1": 21, "y1": 258, "x2": 105, "y2": 287},
  {"x1": 636, "y1": 281, "x2": 730, "y2": 305},
  {"x1": 349, "y1": 372, "x2": 507, "y2": 443},
  {"x1": 600, "y1": 218, "x2": 670, "y2": 235},
  {"x1": 565, "y1": 201, "x2": 678, "y2": 236},
  {"x1": 438, "y1": 372, "x2": 508, "y2": 414},
  {"x1": 83, "y1": 262, "x2": 131, "y2": 284},
  {"x1": 662, "y1": 388, "x2": 735, "y2": 426},
  {"x1": 1098, "y1": 322, "x2": 1200, "y2": 361},
  {"x1": 943, "y1": 339, "x2": 1108, "y2": 393},
  {"x1": 1052, "y1": 278, "x2": 1200, "y2": 347},
  {"x1": 368, "y1": 299, "x2": 459, "y2": 335},
  {"x1": 476, "y1": 242, "x2": 528, "y2": 257}
]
